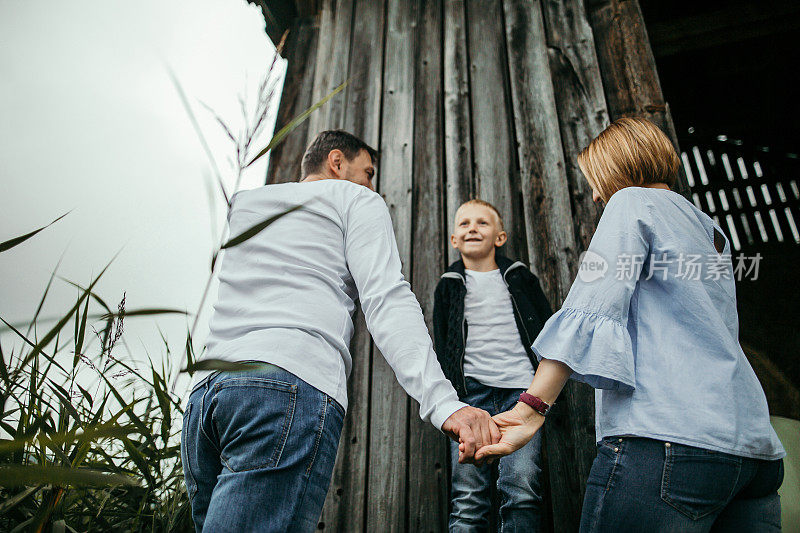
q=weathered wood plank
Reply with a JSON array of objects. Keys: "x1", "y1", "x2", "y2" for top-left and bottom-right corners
[
  {"x1": 443, "y1": 0, "x2": 473, "y2": 263},
  {"x1": 464, "y1": 0, "x2": 527, "y2": 259},
  {"x1": 502, "y1": 0, "x2": 577, "y2": 300},
  {"x1": 367, "y1": 0, "x2": 410, "y2": 530},
  {"x1": 306, "y1": 0, "x2": 355, "y2": 136},
  {"x1": 539, "y1": 1, "x2": 608, "y2": 530},
  {"x1": 309, "y1": 2, "x2": 373, "y2": 531},
  {"x1": 342, "y1": 0, "x2": 385, "y2": 148},
  {"x1": 502, "y1": 2, "x2": 587, "y2": 531},
  {"x1": 408, "y1": 0, "x2": 450, "y2": 531},
  {"x1": 586, "y1": 0, "x2": 689, "y2": 196},
  {"x1": 318, "y1": 311, "x2": 371, "y2": 532},
  {"x1": 541, "y1": 0, "x2": 607, "y2": 251},
  {"x1": 265, "y1": 15, "x2": 319, "y2": 184},
  {"x1": 305, "y1": 0, "x2": 338, "y2": 143}
]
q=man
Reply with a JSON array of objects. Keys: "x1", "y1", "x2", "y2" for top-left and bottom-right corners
[{"x1": 181, "y1": 130, "x2": 499, "y2": 532}]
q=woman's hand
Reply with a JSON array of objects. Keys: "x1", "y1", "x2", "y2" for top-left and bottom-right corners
[{"x1": 466, "y1": 403, "x2": 545, "y2": 463}]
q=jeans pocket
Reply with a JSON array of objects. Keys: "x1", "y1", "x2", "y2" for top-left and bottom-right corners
[
  {"x1": 211, "y1": 376, "x2": 297, "y2": 472},
  {"x1": 660, "y1": 442, "x2": 741, "y2": 520},
  {"x1": 180, "y1": 403, "x2": 198, "y2": 502}
]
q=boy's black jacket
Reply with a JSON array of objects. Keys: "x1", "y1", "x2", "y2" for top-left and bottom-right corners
[{"x1": 432, "y1": 254, "x2": 553, "y2": 399}]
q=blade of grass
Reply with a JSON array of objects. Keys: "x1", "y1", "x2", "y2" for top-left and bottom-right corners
[
  {"x1": 181, "y1": 359, "x2": 265, "y2": 373},
  {"x1": 0, "y1": 212, "x2": 70, "y2": 254},
  {"x1": 166, "y1": 66, "x2": 229, "y2": 205},
  {"x1": 98, "y1": 308, "x2": 189, "y2": 321},
  {"x1": 221, "y1": 205, "x2": 301, "y2": 250},
  {"x1": 0, "y1": 316, "x2": 67, "y2": 376},
  {"x1": 120, "y1": 437, "x2": 156, "y2": 488},
  {"x1": 27, "y1": 253, "x2": 66, "y2": 336},
  {"x1": 0, "y1": 466, "x2": 138, "y2": 487},
  {"x1": 0, "y1": 424, "x2": 138, "y2": 454},
  {"x1": 245, "y1": 80, "x2": 348, "y2": 168},
  {"x1": 0, "y1": 485, "x2": 41, "y2": 514},
  {"x1": 14, "y1": 255, "x2": 116, "y2": 377}
]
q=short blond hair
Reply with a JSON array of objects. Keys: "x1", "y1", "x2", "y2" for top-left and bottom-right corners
[
  {"x1": 455, "y1": 199, "x2": 504, "y2": 230},
  {"x1": 577, "y1": 117, "x2": 680, "y2": 203}
]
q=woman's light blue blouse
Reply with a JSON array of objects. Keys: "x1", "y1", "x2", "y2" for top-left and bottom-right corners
[{"x1": 532, "y1": 187, "x2": 785, "y2": 460}]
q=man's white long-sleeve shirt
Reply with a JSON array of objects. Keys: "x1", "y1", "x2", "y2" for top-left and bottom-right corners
[{"x1": 194, "y1": 179, "x2": 466, "y2": 430}]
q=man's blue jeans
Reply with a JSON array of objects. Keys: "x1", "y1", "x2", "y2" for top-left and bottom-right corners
[
  {"x1": 449, "y1": 377, "x2": 544, "y2": 532},
  {"x1": 181, "y1": 364, "x2": 344, "y2": 532},
  {"x1": 580, "y1": 436, "x2": 784, "y2": 532}
]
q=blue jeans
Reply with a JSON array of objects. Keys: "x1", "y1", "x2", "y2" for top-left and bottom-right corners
[
  {"x1": 449, "y1": 377, "x2": 544, "y2": 532},
  {"x1": 580, "y1": 436, "x2": 784, "y2": 532},
  {"x1": 181, "y1": 364, "x2": 344, "y2": 532}
]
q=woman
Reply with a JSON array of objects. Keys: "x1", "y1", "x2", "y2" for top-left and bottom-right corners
[{"x1": 473, "y1": 117, "x2": 785, "y2": 531}]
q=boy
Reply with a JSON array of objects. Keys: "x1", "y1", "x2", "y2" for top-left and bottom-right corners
[{"x1": 433, "y1": 199, "x2": 552, "y2": 532}]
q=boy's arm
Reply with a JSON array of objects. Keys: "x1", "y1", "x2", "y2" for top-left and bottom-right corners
[{"x1": 343, "y1": 189, "x2": 497, "y2": 456}]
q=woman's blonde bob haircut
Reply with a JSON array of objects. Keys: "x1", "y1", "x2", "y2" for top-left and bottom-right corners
[{"x1": 577, "y1": 117, "x2": 681, "y2": 203}]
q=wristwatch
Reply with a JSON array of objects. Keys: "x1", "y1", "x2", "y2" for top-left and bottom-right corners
[{"x1": 518, "y1": 392, "x2": 552, "y2": 417}]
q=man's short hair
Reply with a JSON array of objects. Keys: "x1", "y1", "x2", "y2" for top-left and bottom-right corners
[
  {"x1": 301, "y1": 130, "x2": 378, "y2": 178},
  {"x1": 456, "y1": 199, "x2": 505, "y2": 231}
]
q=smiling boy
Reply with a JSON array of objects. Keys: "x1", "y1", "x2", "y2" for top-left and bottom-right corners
[{"x1": 433, "y1": 199, "x2": 552, "y2": 531}]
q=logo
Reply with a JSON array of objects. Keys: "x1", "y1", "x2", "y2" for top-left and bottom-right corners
[{"x1": 577, "y1": 250, "x2": 608, "y2": 283}]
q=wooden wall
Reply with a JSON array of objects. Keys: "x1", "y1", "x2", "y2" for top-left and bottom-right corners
[{"x1": 264, "y1": 1, "x2": 680, "y2": 530}]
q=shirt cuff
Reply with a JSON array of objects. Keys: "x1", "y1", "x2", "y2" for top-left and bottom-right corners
[{"x1": 430, "y1": 399, "x2": 469, "y2": 434}]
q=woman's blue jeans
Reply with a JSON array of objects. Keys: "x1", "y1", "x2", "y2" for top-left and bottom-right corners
[
  {"x1": 449, "y1": 377, "x2": 544, "y2": 532},
  {"x1": 181, "y1": 364, "x2": 344, "y2": 532},
  {"x1": 580, "y1": 436, "x2": 784, "y2": 532}
]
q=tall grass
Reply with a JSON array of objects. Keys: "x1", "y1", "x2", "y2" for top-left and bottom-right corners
[{"x1": 0, "y1": 34, "x2": 346, "y2": 531}]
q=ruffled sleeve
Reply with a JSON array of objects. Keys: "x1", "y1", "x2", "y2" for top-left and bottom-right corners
[
  {"x1": 531, "y1": 307, "x2": 635, "y2": 391},
  {"x1": 531, "y1": 187, "x2": 654, "y2": 392}
]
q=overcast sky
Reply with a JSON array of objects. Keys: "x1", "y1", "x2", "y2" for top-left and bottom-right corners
[{"x1": 0, "y1": 0, "x2": 285, "y2": 392}]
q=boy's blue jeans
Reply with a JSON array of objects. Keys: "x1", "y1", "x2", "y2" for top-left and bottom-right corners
[
  {"x1": 580, "y1": 436, "x2": 784, "y2": 532},
  {"x1": 181, "y1": 364, "x2": 344, "y2": 532},
  {"x1": 449, "y1": 377, "x2": 544, "y2": 532}
]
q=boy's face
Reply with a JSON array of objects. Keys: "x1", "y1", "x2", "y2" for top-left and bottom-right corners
[{"x1": 451, "y1": 204, "x2": 507, "y2": 260}]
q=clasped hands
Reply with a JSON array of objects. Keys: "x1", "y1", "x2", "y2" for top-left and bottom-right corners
[{"x1": 442, "y1": 403, "x2": 545, "y2": 465}]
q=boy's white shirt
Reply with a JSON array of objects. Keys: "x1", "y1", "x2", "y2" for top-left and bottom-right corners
[
  {"x1": 193, "y1": 179, "x2": 465, "y2": 431},
  {"x1": 462, "y1": 269, "x2": 536, "y2": 389}
]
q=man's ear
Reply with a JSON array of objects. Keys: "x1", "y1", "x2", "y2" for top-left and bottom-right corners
[
  {"x1": 327, "y1": 149, "x2": 345, "y2": 177},
  {"x1": 495, "y1": 231, "x2": 508, "y2": 247}
]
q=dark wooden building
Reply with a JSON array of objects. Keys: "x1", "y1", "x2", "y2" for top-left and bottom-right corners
[{"x1": 245, "y1": 0, "x2": 799, "y2": 530}]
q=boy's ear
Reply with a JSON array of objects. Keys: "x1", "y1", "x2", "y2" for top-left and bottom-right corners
[
  {"x1": 495, "y1": 231, "x2": 508, "y2": 247},
  {"x1": 450, "y1": 233, "x2": 459, "y2": 249}
]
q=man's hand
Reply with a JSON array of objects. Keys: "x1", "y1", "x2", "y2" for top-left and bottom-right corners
[
  {"x1": 441, "y1": 406, "x2": 500, "y2": 464},
  {"x1": 470, "y1": 403, "x2": 544, "y2": 463}
]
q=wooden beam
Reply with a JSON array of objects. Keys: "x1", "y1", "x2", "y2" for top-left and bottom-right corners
[
  {"x1": 306, "y1": 0, "x2": 355, "y2": 138},
  {"x1": 408, "y1": 0, "x2": 450, "y2": 530},
  {"x1": 539, "y1": 0, "x2": 608, "y2": 529},
  {"x1": 443, "y1": 0, "x2": 474, "y2": 263},
  {"x1": 265, "y1": 13, "x2": 319, "y2": 183},
  {"x1": 586, "y1": 0, "x2": 690, "y2": 197},
  {"x1": 503, "y1": 2, "x2": 594, "y2": 531},
  {"x1": 365, "y1": 0, "x2": 412, "y2": 530},
  {"x1": 465, "y1": 0, "x2": 528, "y2": 260}
]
